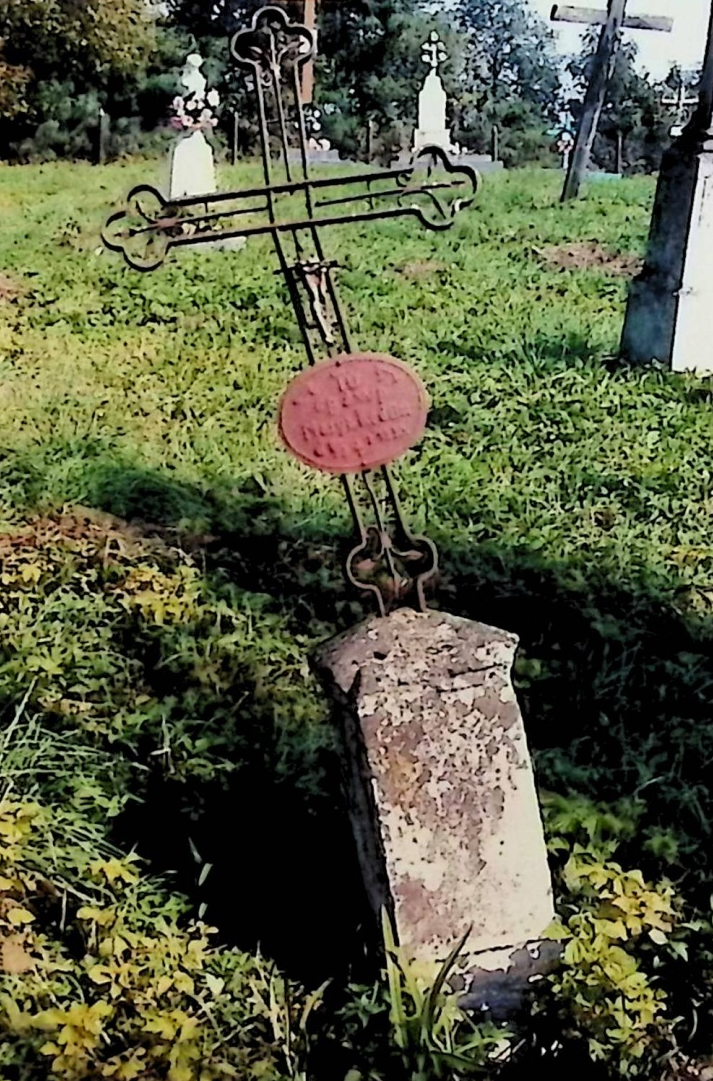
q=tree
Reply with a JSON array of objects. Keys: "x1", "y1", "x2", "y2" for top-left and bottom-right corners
[
  {"x1": 454, "y1": 0, "x2": 563, "y2": 164},
  {"x1": 316, "y1": 0, "x2": 437, "y2": 159},
  {"x1": 0, "y1": 0, "x2": 158, "y2": 158},
  {"x1": 0, "y1": 0, "x2": 156, "y2": 87}
]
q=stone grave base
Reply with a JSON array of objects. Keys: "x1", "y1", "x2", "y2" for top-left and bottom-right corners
[
  {"x1": 314, "y1": 607, "x2": 555, "y2": 1018},
  {"x1": 458, "y1": 154, "x2": 504, "y2": 175},
  {"x1": 286, "y1": 149, "x2": 346, "y2": 168}
]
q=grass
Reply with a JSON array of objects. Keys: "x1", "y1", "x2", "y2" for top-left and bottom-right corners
[{"x1": 2, "y1": 157, "x2": 713, "y2": 1076}]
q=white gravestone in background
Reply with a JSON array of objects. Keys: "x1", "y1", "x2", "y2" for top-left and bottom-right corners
[
  {"x1": 170, "y1": 131, "x2": 216, "y2": 199},
  {"x1": 413, "y1": 31, "x2": 456, "y2": 155},
  {"x1": 168, "y1": 54, "x2": 244, "y2": 251},
  {"x1": 169, "y1": 54, "x2": 218, "y2": 199},
  {"x1": 557, "y1": 132, "x2": 575, "y2": 172}
]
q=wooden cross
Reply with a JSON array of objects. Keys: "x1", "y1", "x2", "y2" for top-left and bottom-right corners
[
  {"x1": 103, "y1": 5, "x2": 479, "y2": 615},
  {"x1": 551, "y1": 2, "x2": 673, "y2": 201}
]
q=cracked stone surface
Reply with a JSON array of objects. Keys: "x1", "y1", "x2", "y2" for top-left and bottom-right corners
[{"x1": 314, "y1": 608, "x2": 554, "y2": 978}]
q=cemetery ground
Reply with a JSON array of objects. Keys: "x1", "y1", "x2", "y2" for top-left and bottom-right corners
[{"x1": 2, "y1": 158, "x2": 713, "y2": 1081}]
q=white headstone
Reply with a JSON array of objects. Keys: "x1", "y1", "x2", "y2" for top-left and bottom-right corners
[
  {"x1": 169, "y1": 54, "x2": 217, "y2": 200},
  {"x1": 413, "y1": 31, "x2": 455, "y2": 155},
  {"x1": 557, "y1": 132, "x2": 575, "y2": 171},
  {"x1": 671, "y1": 156, "x2": 713, "y2": 373},
  {"x1": 167, "y1": 54, "x2": 245, "y2": 251},
  {"x1": 621, "y1": 9, "x2": 713, "y2": 373}
]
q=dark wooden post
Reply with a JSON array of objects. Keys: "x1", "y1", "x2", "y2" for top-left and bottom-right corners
[
  {"x1": 302, "y1": 0, "x2": 317, "y2": 104},
  {"x1": 491, "y1": 124, "x2": 499, "y2": 163},
  {"x1": 231, "y1": 110, "x2": 239, "y2": 166}
]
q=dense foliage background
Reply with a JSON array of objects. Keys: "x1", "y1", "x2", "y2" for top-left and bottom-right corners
[{"x1": 0, "y1": 0, "x2": 695, "y2": 171}]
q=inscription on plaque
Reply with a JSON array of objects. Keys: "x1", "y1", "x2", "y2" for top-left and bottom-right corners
[{"x1": 278, "y1": 353, "x2": 429, "y2": 474}]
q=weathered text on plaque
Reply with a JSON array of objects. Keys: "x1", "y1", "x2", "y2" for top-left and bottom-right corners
[{"x1": 278, "y1": 353, "x2": 429, "y2": 475}]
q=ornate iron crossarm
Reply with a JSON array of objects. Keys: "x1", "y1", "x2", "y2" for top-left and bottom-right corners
[{"x1": 103, "y1": 151, "x2": 478, "y2": 272}]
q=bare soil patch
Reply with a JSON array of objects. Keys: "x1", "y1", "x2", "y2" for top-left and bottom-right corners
[
  {"x1": 0, "y1": 273, "x2": 24, "y2": 302},
  {"x1": 537, "y1": 241, "x2": 642, "y2": 277},
  {"x1": 0, "y1": 507, "x2": 165, "y2": 558},
  {"x1": 395, "y1": 259, "x2": 446, "y2": 280},
  {"x1": 0, "y1": 506, "x2": 219, "y2": 563}
]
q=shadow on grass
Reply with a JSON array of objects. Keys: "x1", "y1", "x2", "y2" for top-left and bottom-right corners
[
  {"x1": 85, "y1": 461, "x2": 713, "y2": 918},
  {"x1": 7, "y1": 452, "x2": 713, "y2": 1013}
]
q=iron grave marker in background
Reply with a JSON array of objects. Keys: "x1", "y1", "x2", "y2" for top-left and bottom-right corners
[
  {"x1": 103, "y1": 3, "x2": 553, "y2": 1012},
  {"x1": 662, "y1": 79, "x2": 699, "y2": 139}
]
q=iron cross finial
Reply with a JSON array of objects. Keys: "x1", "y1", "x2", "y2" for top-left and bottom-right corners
[{"x1": 421, "y1": 30, "x2": 447, "y2": 74}]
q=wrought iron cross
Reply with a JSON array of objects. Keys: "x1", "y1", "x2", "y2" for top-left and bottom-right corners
[{"x1": 103, "y1": 4, "x2": 478, "y2": 616}]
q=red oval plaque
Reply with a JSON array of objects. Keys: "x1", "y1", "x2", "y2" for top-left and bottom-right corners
[{"x1": 278, "y1": 353, "x2": 429, "y2": 475}]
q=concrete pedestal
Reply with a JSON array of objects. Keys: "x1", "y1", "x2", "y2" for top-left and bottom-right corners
[
  {"x1": 314, "y1": 609, "x2": 554, "y2": 1014},
  {"x1": 621, "y1": 140, "x2": 713, "y2": 373}
]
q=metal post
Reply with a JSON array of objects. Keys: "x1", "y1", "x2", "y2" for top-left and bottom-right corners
[
  {"x1": 561, "y1": 0, "x2": 627, "y2": 201},
  {"x1": 366, "y1": 116, "x2": 374, "y2": 163},
  {"x1": 232, "y1": 110, "x2": 239, "y2": 166},
  {"x1": 97, "y1": 107, "x2": 109, "y2": 165},
  {"x1": 491, "y1": 124, "x2": 499, "y2": 163}
]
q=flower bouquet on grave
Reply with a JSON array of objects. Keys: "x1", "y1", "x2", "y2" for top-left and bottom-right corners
[{"x1": 170, "y1": 89, "x2": 221, "y2": 135}]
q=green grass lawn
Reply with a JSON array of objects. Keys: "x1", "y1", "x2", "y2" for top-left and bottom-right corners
[{"x1": 2, "y1": 159, "x2": 713, "y2": 1079}]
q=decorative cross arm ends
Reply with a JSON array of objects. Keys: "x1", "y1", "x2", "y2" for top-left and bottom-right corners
[
  {"x1": 102, "y1": 149, "x2": 480, "y2": 273},
  {"x1": 103, "y1": 186, "x2": 172, "y2": 272}
]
